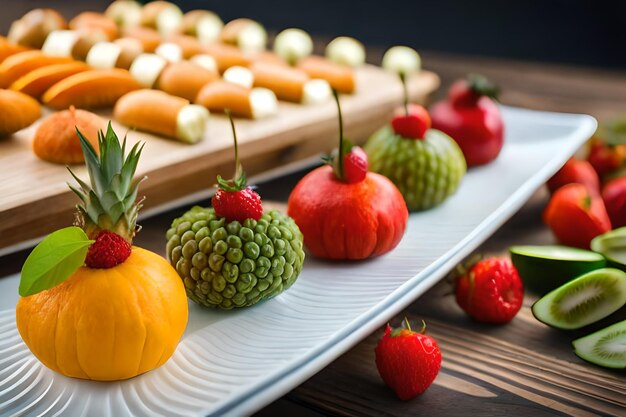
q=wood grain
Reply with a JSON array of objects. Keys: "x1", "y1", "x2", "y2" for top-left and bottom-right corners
[{"x1": 0, "y1": 67, "x2": 439, "y2": 252}]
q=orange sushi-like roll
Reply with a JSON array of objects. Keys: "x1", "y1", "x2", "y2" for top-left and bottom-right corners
[
  {"x1": 247, "y1": 61, "x2": 331, "y2": 104},
  {"x1": 0, "y1": 37, "x2": 31, "y2": 64},
  {"x1": 114, "y1": 89, "x2": 209, "y2": 143},
  {"x1": 10, "y1": 61, "x2": 89, "y2": 98},
  {"x1": 0, "y1": 89, "x2": 41, "y2": 136},
  {"x1": 69, "y1": 12, "x2": 119, "y2": 41},
  {"x1": 43, "y1": 68, "x2": 140, "y2": 109},
  {"x1": 204, "y1": 43, "x2": 251, "y2": 73},
  {"x1": 0, "y1": 50, "x2": 72, "y2": 88},
  {"x1": 122, "y1": 26, "x2": 162, "y2": 52},
  {"x1": 195, "y1": 80, "x2": 277, "y2": 119},
  {"x1": 156, "y1": 61, "x2": 218, "y2": 101},
  {"x1": 297, "y1": 55, "x2": 356, "y2": 94}
]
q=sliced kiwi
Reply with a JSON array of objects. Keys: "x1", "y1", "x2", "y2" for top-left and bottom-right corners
[
  {"x1": 573, "y1": 320, "x2": 626, "y2": 368},
  {"x1": 591, "y1": 227, "x2": 626, "y2": 272},
  {"x1": 532, "y1": 268, "x2": 626, "y2": 329},
  {"x1": 510, "y1": 245, "x2": 606, "y2": 295}
]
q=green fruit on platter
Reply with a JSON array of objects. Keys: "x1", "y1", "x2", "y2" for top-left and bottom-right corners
[
  {"x1": 510, "y1": 245, "x2": 606, "y2": 295},
  {"x1": 364, "y1": 125, "x2": 466, "y2": 211},
  {"x1": 591, "y1": 227, "x2": 626, "y2": 272},
  {"x1": 531, "y1": 268, "x2": 626, "y2": 330},
  {"x1": 166, "y1": 206, "x2": 305, "y2": 309},
  {"x1": 573, "y1": 319, "x2": 626, "y2": 369}
]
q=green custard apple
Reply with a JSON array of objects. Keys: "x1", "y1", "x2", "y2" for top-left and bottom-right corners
[
  {"x1": 364, "y1": 105, "x2": 466, "y2": 211},
  {"x1": 166, "y1": 206, "x2": 304, "y2": 309}
]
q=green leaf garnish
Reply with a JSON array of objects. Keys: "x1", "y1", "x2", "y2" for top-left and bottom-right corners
[{"x1": 19, "y1": 227, "x2": 94, "y2": 297}]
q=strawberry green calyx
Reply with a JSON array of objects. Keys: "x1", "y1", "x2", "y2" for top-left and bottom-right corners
[
  {"x1": 467, "y1": 73, "x2": 499, "y2": 100},
  {"x1": 391, "y1": 318, "x2": 427, "y2": 337}
]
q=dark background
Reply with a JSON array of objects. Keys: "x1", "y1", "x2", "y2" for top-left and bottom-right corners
[{"x1": 3, "y1": 0, "x2": 626, "y2": 69}]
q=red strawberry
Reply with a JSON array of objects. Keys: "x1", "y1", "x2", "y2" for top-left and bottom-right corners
[
  {"x1": 602, "y1": 177, "x2": 626, "y2": 228},
  {"x1": 455, "y1": 257, "x2": 523, "y2": 324},
  {"x1": 212, "y1": 182, "x2": 263, "y2": 223},
  {"x1": 543, "y1": 183, "x2": 611, "y2": 249},
  {"x1": 85, "y1": 230, "x2": 131, "y2": 269},
  {"x1": 391, "y1": 104, "x2": 431, "y2": 139},
  {"x1": 375, "y1": 319, "x2": 442, "y2": 400},
  {"x1": 343, "y1": 146, "x2": 368, "y2": 183},
  {"x1": 546, "y1": 158, "x2": 600, "y2": 196},
  {"x1": 587, "y1": 138, "x2": 623, "y2": 179}
]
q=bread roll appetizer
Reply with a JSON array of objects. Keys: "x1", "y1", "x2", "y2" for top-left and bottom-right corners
[
  {"x1": 113, "y1": 38, "x2": 145, "y2": 69},
  {"x1": 297, "y1": 56, "x2": 356, "y2": 94},
  {"x1": 69, "y1": 12, "x2": 119, "y2": 41},
  {"x1": 32, "y1": 106, "x2": 106, "y2": 164},
  {"x1": 42, "y1": 30, "x2": 82, "y2": 57},
  {"x1": 114, "y1": 89, "x2": 209, "y2": 143},
  {"x1": 220, "y1": 18, "x2": 267, "y2": 53},
  {"x1": 71, "y1": 31, "x2": 109, "y2": 61},
  {"x1": 128, "y1": 53, "x2": 168, "y2": 87},
  {"x1": 43, "y1": 68, "x2": 140, "y2": 109},
  {"x1": 325, "y1": 36, "x2": 366, "y2": 67},
  {"x1": 195, "y1": 80, "x2": 277, "y2": 119},
  {"x1": 140, "y1": 1, "x2": 183, "y2": 37},
  {"x1": 0, "y1": 89, "x2": 41, "y2": 137},
  {"x1": 10, "y1": 61, "x2": 89, "y2": 98},
  {"x1": 204, "y1": 43, "x2": 251, "y2": 73},
  {"x1": 156, "y1": 61, "x2": 218, "y2": 101},
  {"x1": 122, "y1": 26, "x2": 162, "y2": 53},
  {"x1": 163, "y1": 34, "x2": 205, "y2": 58},
  {"x1": 179, "y1": 10, "x2": 223, "y2": 44},
  {"x1": 105, "y1": 0, "x2": 142, "y2": 29},
  {"x1": 250, "y1": 62, "x2": 332, "y2": 104},
  {"x1": 273, "y1": 28, "x2": 313, "y2": 65},
  {"x1": 0, "y1": 37, "x2": 31, "y2": 63},
  {"x1": 0, "y1": 50, "x2": 72, "y2": 88},
  {"x1": 8, "y1": 8, "x2": 67, "y2": 49}
]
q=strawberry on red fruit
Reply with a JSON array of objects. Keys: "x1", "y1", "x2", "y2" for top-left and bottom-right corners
[
  {"x1": 602, "y1": 176, "x2": 626, "y2": 228},
  {"x1": 391, "y1": 104, "x2": 431, "y2": 139},
  {"x1": 587, "y1": 138, "x2": 622, "y2": 179},
  {"x1": 431, "y1": 74, "x2": 504, "y2": 167},
  {"x1": 546, "y1": 158, "x2": 600, "y2": 196},
  {"x1": 455, "y1": 257, "x2": 523, "y2": 324},
  {"x1": 543, "y1": 183, "x2": 611, "y2": 249},
  {"x1": 85, "y1": 230, "x2": 131, "y2": 269},
  {"x1": 342, "y1": 145, "x2": 368, "y2": 183},
  {"x1": 375, "y1": 318, "x2": 442, "y2": 400}
]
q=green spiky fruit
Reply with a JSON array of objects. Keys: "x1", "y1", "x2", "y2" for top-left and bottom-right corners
[
  {"x1": 364, "y1": 125, "x2": 466, "y2": 211},
  {"x1": 68, "y1": 123, "x2": 145, "y2": 242},
  {"x1": 166, "y1": 206, "x2": 305, "y2": 309}
]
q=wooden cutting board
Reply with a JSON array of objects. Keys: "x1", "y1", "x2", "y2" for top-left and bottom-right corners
[{"x1": 0, "y1": 66, "x2": 439, "y2": 253}]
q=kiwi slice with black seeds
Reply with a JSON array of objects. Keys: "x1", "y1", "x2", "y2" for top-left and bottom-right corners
[
  {"x1": 573, "y1": 319, "x2": 626, "y2": 369},
  {"x1": 532, "y1": 268, "x2": 626, "y2": 330}
]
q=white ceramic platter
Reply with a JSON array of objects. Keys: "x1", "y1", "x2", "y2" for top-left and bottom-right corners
[{"x1": 0, "y1": 106, "x2": 596, "y2": 417}]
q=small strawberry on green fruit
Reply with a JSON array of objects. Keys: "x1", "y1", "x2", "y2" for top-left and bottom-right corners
[
  {"x1": 543, "y1": 183, "x2": 611, "y2": 249},
  {"x1": 455, "y1": 257, "x2": 524, "y2": 324},
  {"x1": 391, "y1": 104, "x2": 431, "y2": 139},
  {"x1": 375, "y1": 318, "x2": 442, "y2": 400}
]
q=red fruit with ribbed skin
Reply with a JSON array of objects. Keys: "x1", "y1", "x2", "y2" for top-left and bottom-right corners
[
  {"x1": 543, "y1": 183, "x2": 611, "y2": 249},
  {"x1": 288, "y1": 166, "x2": 408, "y2": 260},
  {"x1": 84, "y1": 230, "x2": 131, "y2": 269},
  {"x1": 546, "y1": 158, "x2": 600, "y2": 196},
  {"x1": 375, "y1": 321, "x2": 442, "y2": 400},
  {"x1": 212, "y1": 187, "x2": 263, "y2": 223},
  {"x1": 455, "y1": 257, "x2": 523, "y2": 324},
  {"x1": 602, "y1": 177, "x2": 626, "y2": 229},
  {"x1": 431, "y1": 77, "x2": 504, "y2": 167},
  {"x1": 391, "y1": 104, "x2": 431, "y2": 139},
  {"x1": 343, "y1": 146, "x2": 368, "y2": 184}
]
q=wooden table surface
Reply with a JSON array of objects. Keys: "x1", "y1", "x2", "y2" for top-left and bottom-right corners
[{"x1": 1, "y1": 6, "x2": 626, "y2": 414}]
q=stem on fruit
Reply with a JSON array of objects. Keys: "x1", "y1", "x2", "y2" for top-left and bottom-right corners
[
  {"x1": 403, "y1": 317, "x2": 412, "y2": 332},
  {"x1": 399, "y1": 72, "x2": 408, "y2": 116},
  {"x1": 333, "y1": 89, "x2": 344, "y2": 179},
  {"x1": 226, "y1": 109, "x2": 242, "y2": 180}
]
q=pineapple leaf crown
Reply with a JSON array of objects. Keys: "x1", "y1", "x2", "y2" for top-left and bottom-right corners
[{"x1": 67, "y1": 122, "x2": 146, "y2": 242}]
